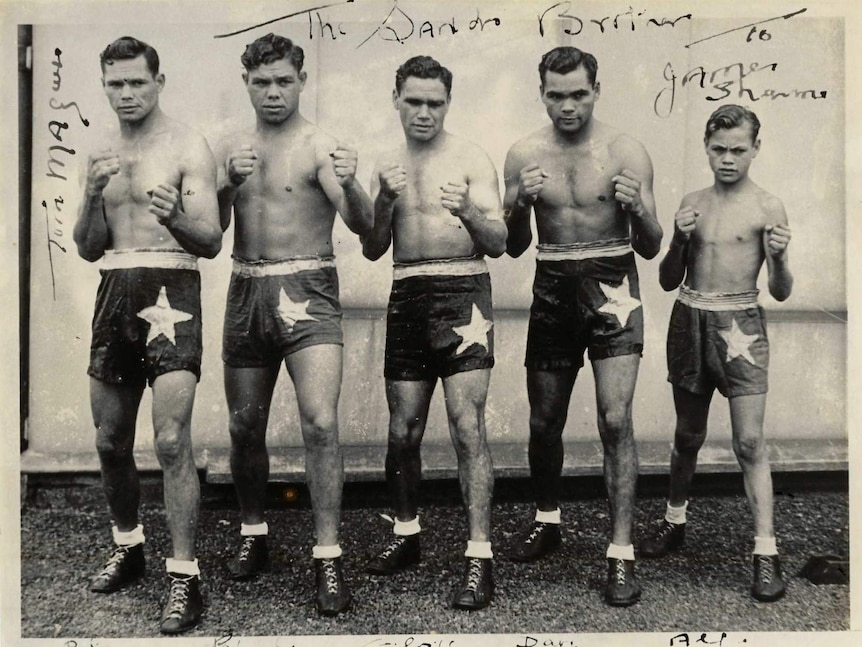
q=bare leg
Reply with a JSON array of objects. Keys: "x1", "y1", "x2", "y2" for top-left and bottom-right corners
[
  {"x1": 592, "y1": 354, "x2": 640, "y2": 547},
  {"x1": 442, "y1": 369, "x2": 494, "y2": 542},
  {"x1": 667, "y1": 386, "x2": 713, "y2": 506},
  {"x1": 729, "y1": 393, "x2": 774, "y2": 538},
  {"x1": 90, "y1": 378, "x2": 145, "y2": 532},
  {"x1": 385, "y1": 379, "x2": 436, "y2": 521},
  {"x1": 225, "y1": 364, "x2": 281, "y2": 525},
  {"x1": 285, "y1": 344, "x2": 344, "y2": 547},
  {"x1": 526, "y1": 368, "x2": 578, "y2": 511},
  {"x1": 151, "y1": 370, "x2": 200, "y2": 561}
]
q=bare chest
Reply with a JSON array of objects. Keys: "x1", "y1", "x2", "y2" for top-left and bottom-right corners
[
  {"x1": 538, "y1": 148, "x2": 620, "y2": 210},
  {"x1": 241, "y1": 140, "x2": 320, "y2": 198},
  {"x1": 102, "y1": 139, "x2": 183, "y2": 209},
  {"x1": 399, "y1": 155, "x2": 468, "y2": 214}
]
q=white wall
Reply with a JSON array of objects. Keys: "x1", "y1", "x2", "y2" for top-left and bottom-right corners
[{"x1": 27, "y1": 1, "x2": 847, "y2": 457}]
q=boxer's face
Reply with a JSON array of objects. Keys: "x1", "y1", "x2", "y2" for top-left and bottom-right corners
[
  {"x1": 705, "y1": 124, "x2": 760, "y2": 184},
  {"x1": 244, "y1": 58, "x2": 307, "y2": 124},
  {"x1": 394, "y1": 76, "x2": 450, "y2": 142},
  {"x1": 102, "y1": 55, "x2": 164, "y2": 123},
  {"x1": 541, "y1": 67, "x2": 599, "y2": 134}
]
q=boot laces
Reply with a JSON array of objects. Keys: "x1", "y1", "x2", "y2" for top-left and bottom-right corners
[
  {"x1": 526, "y1": 523, "x2": 546, "y2": 545},
  {"x1": 379, "y1": 536, "x2": 407, "y2": 560},
  {"x1": 98, "y1": 545, "x2": 130, "y2": 577},
  {"x1": 321, "y1": 559, "x2": 340, "y2": 594},
  {"x1": 656, "y1": 520, "x2": 677, "y2": 540},
  {"x1": 164, "y1": 574, "x2": 193, "y2": 618},
  {"x1": 238, "y1": 536, "x2": 257, "y2": 561},
  {"x1": 465, "y1": 558, "x2": 484, "y2": 591},
  {"x1": 757, "y1": 555, "x2": 773, "y2": 584},
  {"x1": 615, "y1": 559, "x2": 628, "y2": 585}
]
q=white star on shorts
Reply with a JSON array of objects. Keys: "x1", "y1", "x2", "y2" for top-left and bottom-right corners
[
  {"x1": 719, "y1": 317, "x2": 760, "y2": 365},
  {"x1": 598, "y1": 276, "x2": 641, "y2": 327},
  {"x1": 452, "y1": 303, "x2": 493, "y2": 355},
  {"x1": 277, "y1": 287, "x2": 319, "y2": 334},
  {"x1": 137, "y1": 286, "x2": 193, "y2": 346}
]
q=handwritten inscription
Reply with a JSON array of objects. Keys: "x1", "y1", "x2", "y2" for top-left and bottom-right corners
[
  {"x1": 44, "y1": 45, "x2": 89, "y2": 299},
  {"x1": 537, "y1": 2, "x2": 691, "y2": 38},
  {"x1": 515, "y1": 637, "x2": 577, "y2": 647},
  {"x1": 670, "y1": 633, "x2": 740, "y2": 646},
  {"x1": 654, "y1": 60, "x2": 828, "y2": 118},
  {"x1": 362, "y1": 636, "x2": 457, "y2": 647}
]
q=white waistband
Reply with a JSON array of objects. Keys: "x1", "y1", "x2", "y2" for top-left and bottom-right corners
[
  {"x1": 102, "y1": 248, "x2": 198, "y2": 271},
  {"x1": 393, "y1": 257, "x2": 488, "y2": 280},
  {"x1": 232, "y1": 256, "x2": 336, "y2": 278},
  {"x1": 536, "y1": 238, "x2": 632, "y2": 261},
  {"x1": 678, "y1": 285, "x2": 760, "y2": 311}
]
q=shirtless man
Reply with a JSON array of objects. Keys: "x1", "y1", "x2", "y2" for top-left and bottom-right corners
[
  {"x1": 362, "y1": 55, "x2": 506, "y2": 610},
  {"x1": 504, "y1": 47, "x2": 662, "y2": 606},
  {"x1": 640, "y1": 105, "x2": 792, "y2": 602},
  {"x1": 73, "y1": 36, "x2": 221, "y2": 634},
  {"x1": 215, "y1": 33, "x2": 372, "y2": 616}
]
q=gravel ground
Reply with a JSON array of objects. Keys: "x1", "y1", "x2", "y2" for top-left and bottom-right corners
[{"x1": 20, "y1": 478, "x2": 849, "y2": 637}]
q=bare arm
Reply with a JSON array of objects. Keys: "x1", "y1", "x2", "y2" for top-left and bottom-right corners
[
  {"x1": 361, "y1": 157, "x2": 401, "y2": 261},
  {"x1": 151, "y1": 134, "x2": 222, "y2": 259},
  {"x1": 442, "y1": 148, "x2": 506, "y2": 258},
  {"x1": 215, "y1": 136, "x2": 255, "y2": 232},
  {"x1": 612, "y1": 138, "x2": 662, "y2": 259},
  {"x1": 762, "y1": 198, "x2": 793, "y2": 302},
  {"x1": 502, "y1": 145, "x2": 538, "y2": 258},
  {"x1": 659, "y1": 195, "x2": 698, "y2": 291},
  {"x1": 317, "y1": 137, "x2": 374, "y2": 236},
  {"x1": 73, "y1": 149, "x2": 119, "y2": 261}
]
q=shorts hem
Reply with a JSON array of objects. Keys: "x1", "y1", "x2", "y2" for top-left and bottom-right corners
[
  {"x1": 589, "y1": 345, "x2": 644, "y2": 361},
  {"x1": 223, "y1": 337, "x2": 344, "y2": 367},
  {"x1": 440, "y1": 357, "x2": 495, "y2": 377},
  {"x1": 525, "y1": 357, "x2": 585, "y2": 372}
]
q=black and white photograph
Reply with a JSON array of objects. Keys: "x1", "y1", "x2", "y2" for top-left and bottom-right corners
[{"x1": 1, "y1": 0, "x2": 858, "y2": 644}]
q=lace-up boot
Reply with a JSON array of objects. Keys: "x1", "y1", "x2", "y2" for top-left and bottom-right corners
[
  {"x1": 604, "y1": 558, "x2": 642, "y2": 606},
  {"x1": 640, "y1": 519, "x2": 685, "y2": 558},
  {"x1": 508, "y1": 522, "x2": 561, "y2": 562},
  {"x1": 159, "y1": 573, "x2": 203, "y2": 634},
  {"x1": 227, "y1": 535, "x2": 269, "y2": 580},
  {"x1": 89, "y1": 544, "x2": 146, "y2": 593},
  {"x1": 315, "y1": 557, "x2": 351, "y2": 615},
  {"x1": 751, "y1": 554, "x2": 786, "y2": 602},
  {"x1": 366, "y1": 535, "x2": 421, "y2": 575},
  {"x1": 451, "y1": 557, "x2": 494, "y2": 610}
]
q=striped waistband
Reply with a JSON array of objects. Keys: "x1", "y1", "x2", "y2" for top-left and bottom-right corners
[
  {"x1": 102, "y1": 248, "x2": 198, "y2": 271},
  {"x1": 393, "y1": 256, "x2": 488, "y2": 281},
  {"x1": 232, "y1": 256, "x2": 336, "y2": 278},
  {"x1": 536, "y1": 238, "x2": 632, "y2": 261},
  {"x1": 678, "y1": 285, "x2": 760, "y2": 311}
]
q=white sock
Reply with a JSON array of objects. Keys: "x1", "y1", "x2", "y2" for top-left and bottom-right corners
[
  {"x1": 312, "y1": 544, "x2": 343, "y2": 559},
  {"x1": 535, "y1": 508, "x2": 561, "y2": 524},
  {"x1": 464, "y1": 540, "x2": 493, "y2": 559},
  {"x1": 112, "y1": 524, "x2": 145, "y2": 546},
  {"x1": 753, "y1": 536, "x2": 778, "y2": 556},
  {"x1": 240, "y1": 521, "x2": 269, "y2": 536},
  {"x1": 165, "y1": 558, "x2": 200, "y2": 576},
  {"x1": 394, "y1": 516, "x2": 421, "y2": 536},
  {"x1": 606, "y1": 543, "x2": 635, "y2": 561},
  {"x1": 665, "y1": 501, "x2": 688, "y2": 525}
]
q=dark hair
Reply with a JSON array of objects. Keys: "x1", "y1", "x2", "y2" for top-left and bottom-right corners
[
  {"x1": 241, "y1": 33, "x2": 304, "y2": 72},
  {"x1": 100, "y1": 36, "x2": 159, "y2": 76},
  {"x1": 704, "y1": 104, "x2": 761, "y2": 141},
  {"x1": 539, "y1": 46, "x2": 598, "y2": 86},
  {"x1": 395, "y1": 56, "x2": 453, "y2": 95}
]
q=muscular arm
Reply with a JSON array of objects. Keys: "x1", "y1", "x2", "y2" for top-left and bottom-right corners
[
  {"x1": 502, "y1": 146, "x2": 534, "y2": 258},
  {"x1": 361, "y1": 158, "x2": 395, "y2": 261},
  {"x1": 615, "y1": 138, "x2": 662, "y2": 259},
  {"x1": 658, "y1": 195, "x2": 696, "y2": 292},
  {"x1": 763, "y1": 198, "x2": 793, "y2": 302},
  {"x1": 316, "y1": 137, "x2": 374, "y2": 236},
  {"x1": 214, "y1": 136, "x2": 239, "y2": 232},
  {"x1": 74, "y1": 149, "x2": 117, "y2": 261},
  {"x1": 451, "y1": 150, "x2": 506, "y2": 258},
  {"x1": 159, "y1": 135, "x2": 222, "y2": 258}
]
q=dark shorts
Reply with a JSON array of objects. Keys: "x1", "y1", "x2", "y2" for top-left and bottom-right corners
[
  {"x1": 222, "y1": 256, "x2": 343, "y2": 368},
  {"x1": 525, "y1": 240, "x2": 644, "y2": 372},
  {"x1": 385, "y1": 258, "x2": 495, "y2": 381},
  {"x1": 88, "y1": 249, "x2": 202, "y2": 388},
  {"x1": 667, "y1": 286, "x2": 769, "y2": 397}
]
